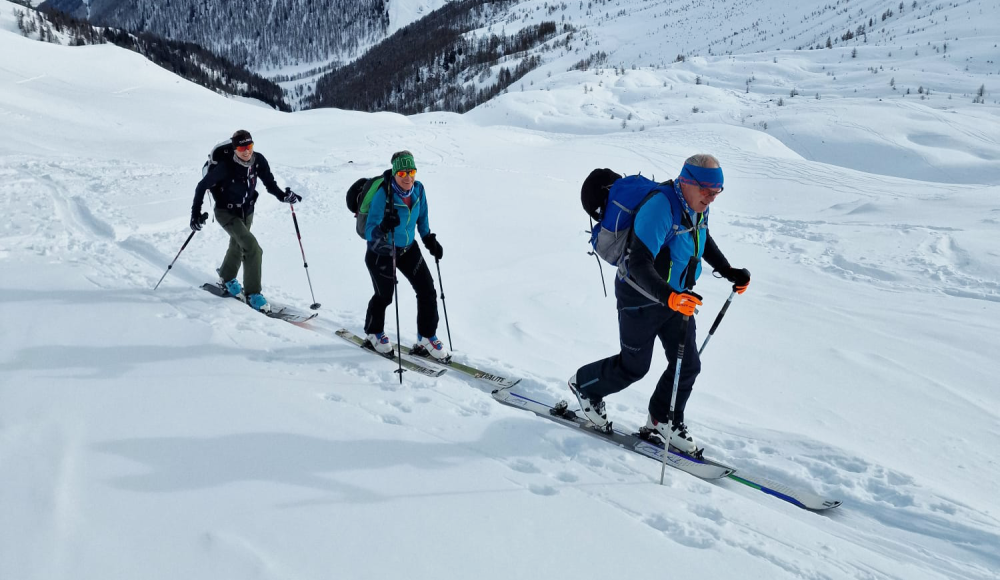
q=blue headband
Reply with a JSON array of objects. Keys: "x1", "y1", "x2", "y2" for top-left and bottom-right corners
[{"x1": 677, "y1": 164, "x2": 724, "y2": 189}]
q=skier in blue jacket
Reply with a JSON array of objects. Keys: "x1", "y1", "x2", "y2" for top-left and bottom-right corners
[
  {"x1": 363, "y1": 151, "x2": 448, "y2": 361},
  {"x1": 569, "y1": 154, "x2": 751, "y2": 453}
]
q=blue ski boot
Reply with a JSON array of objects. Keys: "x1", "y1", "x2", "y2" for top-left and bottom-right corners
[
  {"x1": 221, "y1": 277, "x2": 243, "y2": 298},
  {"x1": 247, "y1": 293, "x2": 271, "y2": 314}
]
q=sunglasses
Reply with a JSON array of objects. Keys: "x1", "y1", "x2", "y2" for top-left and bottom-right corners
[
  {"x1": 235, "y1": 143, "x2": 254, "y2": 152},
  {"x1": 395, "y1": 169, "x2": 417, "y2": 178},
  {"x1": 684, "y1": 168, "x2": 723, "y2": 197}
]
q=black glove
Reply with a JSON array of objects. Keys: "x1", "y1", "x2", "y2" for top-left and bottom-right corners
[
  {"x1": 190, "y1": 211, "x2": 208, "y2": 231},
  {"x1": 717, "y1": 267, "x2": 751, "y2": 294},
  {"x1": 379, "y1": 208, "x2": 401, "y2": 234},
  {"x1": 282, "y1": 188, "x2": 303, "y2": 204},
  {"x1": 422, "y1": 233, "x2": 443, "y2": 260}
]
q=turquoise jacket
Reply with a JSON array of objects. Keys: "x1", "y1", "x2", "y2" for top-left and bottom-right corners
[{"x1": 365, "y1": 180, "x2": 431, "y2": 255}]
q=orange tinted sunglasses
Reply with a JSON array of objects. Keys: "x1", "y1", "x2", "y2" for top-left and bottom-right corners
[
  {"x1": 235, "y1": 143, "x2": 254, "y2": 152},
  {"x1": 395, "y1": 169, "x2": 417, "y2": 178}
]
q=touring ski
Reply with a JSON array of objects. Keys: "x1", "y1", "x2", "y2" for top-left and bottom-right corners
[
  {"x1": 492, "y1": 388, "x2": 732, "y2": 480},
  {"x1": 335, "y1": 329, "x2": 446, "y2": 378},
  {"x1": 494, "y1": 388, "x2": 842, "y2": 509},
  {"x1": 201, "y1": 282, "x2": 318, "y2": 323},
  {"x1": 633, "y1": 428, "x2": 842, "y2": 510},
  {"x1": 407, "y1": 345, "x2": 520, "y2": 388}
]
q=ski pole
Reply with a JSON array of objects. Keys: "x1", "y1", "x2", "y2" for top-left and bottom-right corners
[
  {"x1": 391, "y1": 238, "x2": 403, "y2": 383},
  {"x1": 434, "y1": 258, "x2": 453, "y2": 350},
  {"x1": 287, "y1": 190, "x2": 320, "y2": 310},
  {"x1": 153, "y1": 213, "x2": 206, "y2": 290},
  {"x1": 383, "y1": 190, "x2": 404, "y2": 384},
  {"x1": 661, "y1": 258, "x2": 699, "y2": 485},
  {"x1": 699, "y1": 290, "x2": 736, "y2": 355},
  {"x1": 661, "y1": 314, "x2": 690, "y2": 485}
]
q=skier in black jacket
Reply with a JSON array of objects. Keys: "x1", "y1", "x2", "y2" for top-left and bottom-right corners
[{"x1": 191, "y1": 129, "x2": 301, "y2": 313}]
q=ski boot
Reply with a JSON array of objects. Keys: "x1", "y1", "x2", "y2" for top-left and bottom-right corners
[
  {"x1": 365, "y1": 332, "x2": 394, "y2": 356},
  {"x1": 412, "y1": 335, "x2": 451, "y2": 363},
  {"x1": 247, "y1": 293, "x2": 271, "y2": 314},
  {"x1": 567, "y1": 374, "x2": 609, "y2": 431},
  {"x1": 639, "y1": 413, "x2": 701, "y2": 456}
]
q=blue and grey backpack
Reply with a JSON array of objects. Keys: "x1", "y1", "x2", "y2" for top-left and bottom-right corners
[{"x1": 582, "y1": 170, "x2": 676, "y2": 266}]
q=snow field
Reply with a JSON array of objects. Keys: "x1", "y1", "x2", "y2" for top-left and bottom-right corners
[{"x1": 2, "y1": 7, "x2": 1000, "y2": 580}]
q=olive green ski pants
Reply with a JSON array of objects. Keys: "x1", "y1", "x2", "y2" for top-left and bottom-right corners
[{"x1": 215, "y1": 209, "x2": 262, "y2": 296}]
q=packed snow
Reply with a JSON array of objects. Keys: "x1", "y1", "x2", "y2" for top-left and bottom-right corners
[{"x1": 1, "y1": 1, "x2": 999, "y2": 579}]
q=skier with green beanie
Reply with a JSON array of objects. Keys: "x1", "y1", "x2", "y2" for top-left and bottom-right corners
[{"x1": 362, "y1": 150, "x2": 448, "y2": 361}]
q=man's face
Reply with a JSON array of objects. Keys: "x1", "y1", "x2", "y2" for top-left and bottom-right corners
[
  {"x1": 679, "y1": 178, "x2": 722, "y2": 213},
  {"x1": 394, "y1": 169, "x2": 416, "y2": 190},
  {"x1": 235, "y1": 142, "x2": 253, "y2": 161}
]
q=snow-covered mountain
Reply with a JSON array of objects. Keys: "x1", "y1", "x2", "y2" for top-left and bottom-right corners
[
  {"x1": 306, "y1": 0, "x2": 998, "y2": 183},
  {"x1": 32, "y1": 0, "x2": 997, "y2": 121},
  {"x1": 38, "y1": 0, "x2": 452, "y2": 70},
  {"x1": 2, "y1": 0, "x2": 999, "y2": 578},
  {"x1": 7, "y1": 1, "x2": 290, "y2": 110}
]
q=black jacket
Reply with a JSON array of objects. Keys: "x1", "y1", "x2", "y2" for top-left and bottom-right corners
[{"x1": 192, "y1": 152, "x2": 284, "y2": 215}]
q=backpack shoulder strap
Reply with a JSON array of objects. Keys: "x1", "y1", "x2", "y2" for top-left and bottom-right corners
[
  {"x1": 658, "y1": 180, "x2": 695, "y2": 239},
  {"x1": 631, "y1": 180, "x2": 671, "y2": 227},
  {"x1": 383, "y1": 170, "x2": 394, "y2": 213}
]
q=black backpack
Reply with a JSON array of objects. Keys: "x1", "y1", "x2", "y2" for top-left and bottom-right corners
[
  {"x1": 346, "y1": 170, "x2": 392, "y2": 239},
  {"x1": 581, "y1": 168, "x2": 624, "y2": 222},
  {"x1": 203, "y1": 139, "x2": 232, "y2": 194}
]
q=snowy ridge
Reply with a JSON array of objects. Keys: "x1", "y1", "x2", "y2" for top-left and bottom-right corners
[
  {"x1": 2, "y1": 4, "x2": 999, "y2": 580},
  {"x1": 461, "y1": 0, "x2": 1000, "y2": 184}
]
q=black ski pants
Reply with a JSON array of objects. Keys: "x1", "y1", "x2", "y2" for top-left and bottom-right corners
[
  {"x1": 575, "y1": 281, "x2": 701, "y2": 424},
  {"x1": 364, "y1": 244, "x2": 438, "y2": 339}
]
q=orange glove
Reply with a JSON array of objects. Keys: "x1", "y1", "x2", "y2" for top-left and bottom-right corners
[{"x1": 667, "y1": 290, "x2": 702, "y2": 316}]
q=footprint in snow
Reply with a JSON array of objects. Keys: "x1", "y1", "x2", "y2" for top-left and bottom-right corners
[
  {"x1": 528, "y1": 484, "x2": 558, "y2": 496},
  {"x1": 507, "y1": 459, "x2": 541, "y2": 474},
  {"x1": 643, "y1": 515, "x2": 718, "y2": 549},
  {"x1": 554, "y1": 471, "x2": 579, "y2": 483},
  {"x1": 689, "y1": 504, "x2": 726, "y2": 525}
]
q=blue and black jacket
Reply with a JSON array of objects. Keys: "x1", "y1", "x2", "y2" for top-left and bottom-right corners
[
  {"x1": 365, "y1": 180, "x2": 431, "y2": 255},
  {"x1": 622, "y1": 181, "x2": 731, "y2": 302}
]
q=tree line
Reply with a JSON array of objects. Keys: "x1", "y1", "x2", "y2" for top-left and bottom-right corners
[
  {"x1": 309, "y1": 0, "x2": 564, "y2": 114},
  {"x1": 16, "y1": 4, "x2": 290, "y2": 111}
]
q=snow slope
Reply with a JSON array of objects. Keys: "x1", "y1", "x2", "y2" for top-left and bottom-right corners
[
  {"x1": 388, "y1": 0, "x2": 453, "y2": 34},
  {"x1": 2, "y1": 6, "x2": 999, "y2": 580}
]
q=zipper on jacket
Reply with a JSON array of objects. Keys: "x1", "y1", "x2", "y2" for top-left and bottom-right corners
[{"x1": 393, "y1": 190, "x2": 419, "y2": 246}]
